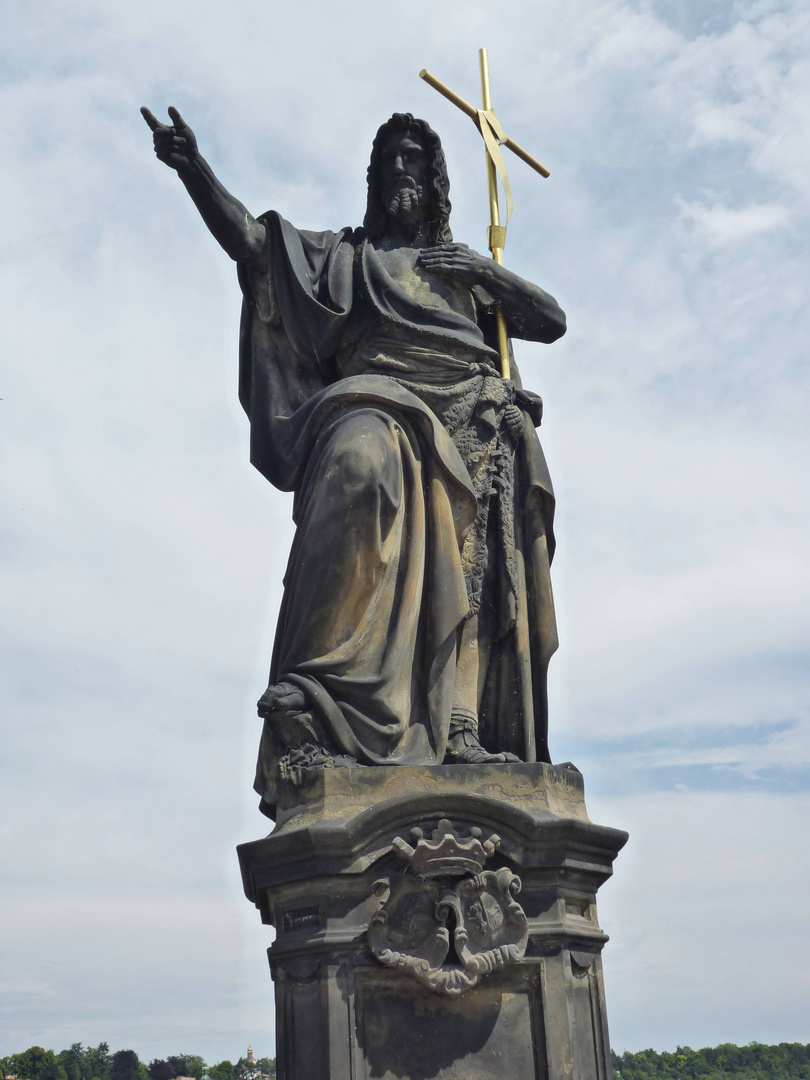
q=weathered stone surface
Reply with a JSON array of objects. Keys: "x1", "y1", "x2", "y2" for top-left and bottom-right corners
[
  {"x1": 367, "y1": 819, "x2": 530, "y2": 995},
  {"x1": 142, "y1": 107, "x2": 568, "y2": 820},
  {"x1": 238, "y1": 762, "x2": 626, "y2": 1079}
]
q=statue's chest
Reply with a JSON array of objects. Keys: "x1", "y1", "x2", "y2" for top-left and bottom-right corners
[{"x1": 373, "y1": 245, "x2": 475, "y2": 321}]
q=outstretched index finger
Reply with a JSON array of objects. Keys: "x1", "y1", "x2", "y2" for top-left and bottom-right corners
[
  {"x1": 140, "y1": 106, "x2": 163, "y2": 132},
  {"x1": 167, "y1": 105, "x2": 188, "y2": 130}
]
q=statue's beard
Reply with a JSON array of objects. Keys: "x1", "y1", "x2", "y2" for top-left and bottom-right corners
[{"x1": 386, "y1": 179, "x2": 424, "y2": 220}]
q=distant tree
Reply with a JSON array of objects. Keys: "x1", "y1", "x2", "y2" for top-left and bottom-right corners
[
  {"x1": 148, "y1": 1064, "x2": 173, "y2": 1080},
  {"x1": 58, "y1": 1044, "x2": 85, "y2": 1080},
  {"x1": 145, "y1": 1057, "x2": 202, "y2": 1080},
  {"x1": 612, "y1": 1043, "x2": 810, "y2": 1080},
  {"x1": 85, "y1": 1046, "x2": 111, "y2": 1080},
  {"x1": 207, "y1": 1063, "x2": 233, "y2": 1080},
  {"x1": 178, "y1": 1058, "x2": 203, "y2": 1080},
  {"x1": 110, "y1": 1052, "x2": 139, "y2": 1080},
  {"x1": 1, "y1": 1047, "x2": 66, "y2": 1080}
]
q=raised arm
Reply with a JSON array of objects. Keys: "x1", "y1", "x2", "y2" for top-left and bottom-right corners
[
  {"x1": 141, "y1": 106, "x2": 266, "y2": 266},
  {"x1": 417, "y1": 243, "x2": 566, "y2": 344}
]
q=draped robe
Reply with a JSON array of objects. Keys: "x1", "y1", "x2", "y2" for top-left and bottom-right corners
[{"x1": 238, "y1": 212, "x2": 558, "y2": 818}]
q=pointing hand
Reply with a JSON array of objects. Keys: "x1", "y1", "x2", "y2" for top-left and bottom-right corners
[{"x1": 141, "y1": 105, "x2": 198, "y2": 171}]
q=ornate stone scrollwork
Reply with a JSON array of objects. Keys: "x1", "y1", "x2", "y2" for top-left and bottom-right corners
[{"x1": 368, "y1": 819, "x2": 529, "y2": 996}]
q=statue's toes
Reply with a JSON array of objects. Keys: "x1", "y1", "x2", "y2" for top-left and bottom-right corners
[{"x1": 445, "y1": 745, "x2": 522, "y2": 765}]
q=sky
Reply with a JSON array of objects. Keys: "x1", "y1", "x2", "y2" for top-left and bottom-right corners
[{"x1": 2, "y1": 0, "x2": 809, "y2": 1065}]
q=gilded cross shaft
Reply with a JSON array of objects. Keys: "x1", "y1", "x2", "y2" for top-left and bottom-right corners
[{"x1": 420, "y1": 48, "x2": 550, "y2": 378}]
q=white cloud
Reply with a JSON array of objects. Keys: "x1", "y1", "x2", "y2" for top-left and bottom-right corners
[
  {"x1": 596, "y1": 789, "x2": 810, "y2": 1050},
  {"x1": 676, "y1": 196, "x2": 790, "y2": 245},
  {"x1": 2, "y1": 0, "x2": 809, "y2": 1062}
]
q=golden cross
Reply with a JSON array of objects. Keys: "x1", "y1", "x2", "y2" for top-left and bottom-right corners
[{"x1": 420, "y1": 48, "x2": 550, "y2": 378}]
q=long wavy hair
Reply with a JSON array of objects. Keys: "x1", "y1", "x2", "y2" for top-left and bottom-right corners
[{"x1": 363, "y1": 113, "x2": 453, "y2": 244}]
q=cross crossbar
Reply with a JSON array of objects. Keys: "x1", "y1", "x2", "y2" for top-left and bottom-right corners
[{"x1": 418, "y1": 68, "x2": 550, "y2": 179}]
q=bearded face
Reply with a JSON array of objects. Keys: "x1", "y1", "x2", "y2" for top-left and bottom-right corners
[{"x1": 379, "y1": 131, "x2": 430, "y2": 227}]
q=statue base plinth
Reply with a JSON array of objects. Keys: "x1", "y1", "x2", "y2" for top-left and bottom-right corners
[{"x1": 237, "y1": 763, "x2": 627, "y2": 1080}]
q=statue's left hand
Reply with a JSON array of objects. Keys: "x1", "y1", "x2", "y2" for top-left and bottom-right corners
[{"x1": 417, "y1": 243, "x2": 490, "y2": 283}]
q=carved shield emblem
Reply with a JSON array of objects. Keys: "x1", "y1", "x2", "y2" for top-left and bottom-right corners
[{"x1": 368, "y1": 821, "x2": 529, "y2": 996}]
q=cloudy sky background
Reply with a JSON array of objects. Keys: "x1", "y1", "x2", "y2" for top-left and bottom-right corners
[{"x1": 2, "y1": 0, "x2": 809, "y2": 1064}]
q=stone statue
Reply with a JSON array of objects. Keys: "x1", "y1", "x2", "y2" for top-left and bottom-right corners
[{"x1": 142, "y1": 105, "x2": 567, "y2": 818}]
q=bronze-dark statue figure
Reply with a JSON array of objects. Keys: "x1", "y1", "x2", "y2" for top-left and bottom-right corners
[{"x1": 142, "y1": 105, "x2": 567, "y2": 817}]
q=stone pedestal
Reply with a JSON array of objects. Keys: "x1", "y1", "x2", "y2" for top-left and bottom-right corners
[{"x1": 237, "y1": 763, "x2": 627, "y2": 1080}]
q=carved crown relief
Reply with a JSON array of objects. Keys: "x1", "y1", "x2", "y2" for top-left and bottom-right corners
[{"x1": 368, "y1": 819, "x2": 529, "y2": 996}]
